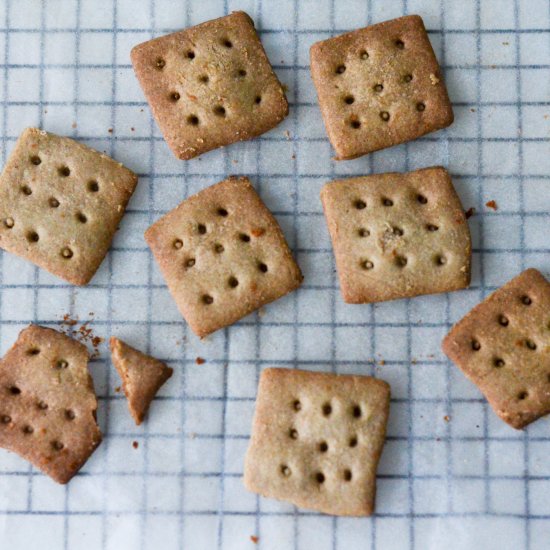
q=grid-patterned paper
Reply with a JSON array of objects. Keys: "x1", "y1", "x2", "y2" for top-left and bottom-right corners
[{"x1": 0, "y1": 1, "x2": 549, "y2": 549}]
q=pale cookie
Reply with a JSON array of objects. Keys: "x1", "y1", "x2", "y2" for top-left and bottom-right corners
[
  {"x1": 0, "y1": 128, "x2": 138, "y2": 285},
  {"x1": 110, "y1": 337, "x2": 173, "y2": 425},
  {"x1": 0, "y1": 325, "x2": 102, "y2": 484},
  {"x1": 443, "y1": 268, "x2": 550, "y2": 429},
  {"x1": 145, "y1": 176, "x2": 302, "y2": 337},
  {"x1": 131, "y1": 11, "x2": 288, "y2": 160},
  {"x1": 321, "y1": 166, "x2": 471, "y2": 304},
  {"x1": 244, "y1": 368, "x2": 390, "y2": 516},
  {"x1": 310, "y1": 15, "x2": 453, "y2": 160}
]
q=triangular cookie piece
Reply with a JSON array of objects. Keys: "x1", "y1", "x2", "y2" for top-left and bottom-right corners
[
  {"x1": 110, "y1": 337, "x2": 173, "y2": 425},
  {"x1": 0, "y1": 325, "x2": 102, "y2": 484}
]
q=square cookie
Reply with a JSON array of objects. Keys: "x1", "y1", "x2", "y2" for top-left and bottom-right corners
[
  {"x1": 145, "y1": 176, "x2": 302, "y2": 337},
  {"x1": 321, "y1": 167, "x2": 471, "y2": 304},
  {"x1": 310, "y1": 15, "x2": 453, "y2": 160},
  {"x1": 131, "y1": 11, "x2": 288, "y2": 160},
  {"x1": 0, "y1": 325, "x2": 102, "y2": 483},
  {"x1": 0, "y1": 128, "x2": 138, "y2": 285},
  {"x1": 443, "y1": 268, "x2": 550, "y2": 429},
  {"x1": 244, "y1": 368, "x2": 390, "y2": 516}
]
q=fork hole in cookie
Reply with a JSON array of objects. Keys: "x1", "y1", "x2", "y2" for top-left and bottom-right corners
[
  {"x1": 76, "y1": 212, "x2": 87, "y2": 224},
  {"x1": 292, "y1": 399, "x2": 302, "y2": 411},
  {"x1": 30, "y1": 155, "x2": 41, "y2": 165},
  {"x1": 27, "y1": 348, "x2": 40, "y2": 356},
  {"x1": 319, "y1": 441, "x2": 328, "y2": 453},
  {"x1": 498, "y1": 314, "x2": 509, "y2": 326},
  {"x1": 395, "y1": 39, "x2": 405, "y2": 49},
  {"x1": 471, "y1": 339, "x2": 481, "y2": 351},
  {"x1": 3, "y1": 217, "x2": 14, "y2": 229},
  {"x1": 416, "y1": 102, "x2": 426, "y2": 112},
  {"x1": 9, "y1": 386, "x2": 21, "y2": 395},
  {"x1": 435, "y1": 255, "x2": 446, "y2": 266},
  {"x1": 517, "y1": 391, "x2": 528, "y2": 401},
  {"x1": 395, "y1": 256, "x2": 408, "y2": 267},
  {"x1": 393, "y1": 227, "x2": 404, "y2": 236},
  {"x1": 280, "y1": 465, "x2": 291, "y2": 477},
  {"x1": 380, "y1": 111, "x2": 390, "y2": 121},
  {"x1": 21, "y1": 185, "x2": 32, "y2": 196},
  {"x1": 373, "y1": 83, "x2": 384, "y2": 93},
  {"x1": 493, "y1": 357, "x2": 505, "y2": 368},
  {"x1": 352, "y1": 405, "x2": 362, "y2": 418},
  {"x1": 26, "y1": 231, "x2": 39, "y2": 243},
  {"x1": 155, "y1": 58, "x2": 165, "y2": 69},
  {"x1": 197, "y1": 223, "x2": 207, "y2": 235},
  {"x1": 222, "y1": 38, "x2": 233, "y2": 48},
  {"x1": 228, "y1": 276, "x2": 239, "y2": 288},
  {"x1": 51, "y1": 441, "x2": 64, "y2": 451},
  {"x1": 335, "y1": 64, "x2": 346, "y2": 74},
  {"x1": 198, "y1": 75, "x2": 209, "y2": 84},
  {"x1": 258, "y1": 262, "x2": 268, "y2": 273},
  {"x1": 521, "y1": 295, "x2": 532, "y2": 306},
  {"x1": 173, "y1": 239, "x2": 183, "y2": 250},
  {"x1": 239, "y1": 233, "x2": 250, "y2": 243},
  {"x1": 185, "y1": 258, "x2": 196, "y2": 269},
  {"x1": 349, "y1": 436, "x2": 358, "y2": 447},
  {"x1": 169, "y1": 92, "x2": 180, "y2": 102},
  {"x1": 354, "y1": 199, "x2": 366, "y2": 209},
  {"x1": 214, "y1": 243, "x2": 224, "y2": 254},
  {"x1": 0, "y1": 415, "x2": 11, "y2": 424},
  {"x1": 359, "y1": 49, "x2": 369, "y2": 60},
  {"x1": 343, "y1": 469, "x2": 353, "y2": 482},
  {"x1": 202, "y1": 295, "x2": 214, "y2": 305},
  {"x1": 254, "y1": 95, "x2": 262, "y2": 105},
  {"x1": 37, "y1": 401, "x2": 48, "y2": 410},
  {"x1": 382, "y1": 198, "x2": 393, "y2": 207},
  {"x1": 315, "y1": 472, "x2": 325, "y2": 484},
  {"x1": 358, "y1": 228, "x2": 370, "y2": 237},
  {"x1": 322, "y1": 402, "x2": 332, "y2": 416},
  {"x1": 289, "y1": 428, "x2": 298, "y2": 440},
  {"x1": 217, "y1": 207, "x2": 228, "y2": 217},
  {"x1": 61, "y1": 247, "x2": 73, "y2": 259},
  {"x1": 213, "y1": 105, "x2": 226, "y2": 117},
  {"x1": 185, "y1": 50, "x2": 195, "y2": 60},
  {"x1": 55, "y1": 359, "x2": 68, "y2": 370},
  {"x1": 350, "y1": 119, "x2": 361, "y2": 129},
  {"x1": 187, "y1": 115, "x2": 200, "y2": 126},
  {"x1": 65, "y1": 409, "x2": 75, "y2": 421},
  {"x1": 426, "y1": 224, "x2": 439, "y2": 232},
  {"x1": 49, "y1": 197, "x2": 60, "y2": 208},
  {"x1": 88, "y1": 180, "x2": 99, "y2": 193},
  {"x1": 237, "y1": 69, "x2": 247, "y2": 78},
  {"x1": 403, "y1": 73, "x2": 413, "y2": 83},
  {"x1": 344, "y1": 95, "x2": 355, "y2": 105},
  {"x1": 361, "y1": 260, "x2": 374, "y2": 270},
  {"x1": 417, "y1": 194, "x2": 428, "y2": 204},
  {"x1": 525, "y1": 339, "x2": 537, "y2": 350},
  {"x1": 22, "y1": 425, "x2": 33, "y2": 435},
  {"x1": 58, "y1": 166, "x2": 70, "y2": 177}
]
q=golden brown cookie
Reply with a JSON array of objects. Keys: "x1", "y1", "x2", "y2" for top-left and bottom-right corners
[
  {"x1": 145, "y1": 176, "x2": 302, "y2": 338},
  {"x1": 0, "y1": 128, "x2": 138, "y2": 285},
  {"x1": 0, "y1": 325, "x2": 102, "y2": 484},
  {"x1": 244, "y1": 368, "x2": 390, "y2": 516},
  {"x1": 442, "y1": 268, "x2": 550, "y2": 429},
  {"x1": 310, "y1": 15, "x2": 453, "y2": 159},
  {"x1": 321, "y1": 166, "x2": 471, "y2": 304},
  {"x1": 110, "y1": 337, "x2": 173, "y2": 425},
  {"x1": 131, "y1": 11, "x2": 288, "y2": 160}
]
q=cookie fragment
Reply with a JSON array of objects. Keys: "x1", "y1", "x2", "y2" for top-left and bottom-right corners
[
  {"x1": 145, "y1": 176, "x2": 303, "y2": 338},
  {"x1": 310, "y1": 15, "x2": 453, "y2": 159},
  {"x1": 110, "y1": 337, "x2": 173, "y2": 425},
  {"x1": 442, "y1": 268, "x2": 550, "y2": 429},
  {"x1": 321, "y1": 166, "x2": 471, "y2": 304},
  {"x1": 0, "y1": 325, "x2": 102, "y2": 483},
  {"x1": 244, "y1": 368, "x2": 390, "y2": 516},
  {"x1": 0, "y1": 128, "x2": 138, "y2": 285},
  {"x1": 131, "y1": 11, "x2": 288, "y2": 160}
]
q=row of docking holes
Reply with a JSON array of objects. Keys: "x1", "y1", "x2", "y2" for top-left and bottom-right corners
[
  {"x1": 334, "y1": 39, "x2": 426, "y2": 127},
  {"x1": 172, "y1": 210, "x2": 269, "y2": 306},
  {"x1": 470, "y1": 294, "x2": 550, "y2": 398},
  {"x1": 154, "y1": 41, "x2": 262, "y2": 125},
  {"x1": 1, "y1": 155, "x2": 100, "y2": 259},
  {"x1": 1, "y1": 347, "x2": 76, "y2": 450},
  {"x1": 353, "y1": 194, "x2": 447, "y2": 268},
  {"x1": 280, "y1": 400, "x2": 364, "y2": 484}
]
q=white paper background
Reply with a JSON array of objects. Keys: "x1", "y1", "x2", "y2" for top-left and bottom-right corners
[{"x1": 0, "y1": 0, "x2": 549, "y2": 549}]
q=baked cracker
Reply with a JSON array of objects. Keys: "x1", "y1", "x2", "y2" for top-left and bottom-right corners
[
  {"x1": 110, "y1": 337, "x2": 173, "y2": 425},
  {"x1": 0, "y1": 325, "x2": 102, "y2": 484},
  {"x1": 145, "y1": 176, "x2": 303, "y2": 338},
  {"x1": 131, "y1": 11, "x2": 288, "y2": 160},
  {"x1": 321, "y1": 166, "x2": 471, "y2": 304},
  {"x1": 0, "y1": 128, "x2": 138, "y2": 285},
  {"x1": 443, "y1": 268, "x2": 550, "y2": 429},
  {"x1": 244, "y1": 368, "x2": 390, "y2": 516},
  {"x1": 310, "y1": 15, "x2": 453, "y2": 160}
]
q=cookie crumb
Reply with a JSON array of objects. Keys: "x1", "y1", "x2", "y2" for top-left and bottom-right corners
[
  {"x1": 131, "y1": 127, "x2": 135, "y2": 132},
  {"x1": 465, "y1": 207, "x2": 476, "y2": 219},
  {"x1": 108, "y1": 128, "x2": 113, "y2": 134},
  {"x1": 485, "y1": 200, "x2": 498, "y2": 211},
  {"x1": 250, "y1": 536, "x2": 259, "y2": 544},
  {"x1": 132, "y1": 441, "x2": 139, "y2": 449},
  {"x1": 470, "y1": 108, "x2": 476, "y2": 113},
  {"x1": 71, "y1": 122, "x2": 77, "y2": 129},
  {"x1": 195, "y1": 357, "x2": 205, "y2": 365},
  {"x1": 284, "y1": 130, "x2": 291, "y2": 139},
  {"x1": 379, "y1": 359, "x2": 385, "y2": 366},
  {"x1": 443, "y1": 415, "x2": 450, "y2": 422},
  {"x1": 115, "y1": 386, "x2": 121, "y2": 393},
  {"x1": 429, "y1": 73, "x2": 440, "y2": 85}
]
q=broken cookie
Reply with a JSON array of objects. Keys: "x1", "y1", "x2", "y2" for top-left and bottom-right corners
[
  {"x1": 110, "y1": 337, "x2": 173, "y2": 425},
  {"x1": 244, "y1": 368, "x2": 390, "y2": 516},
  {"x1": 443, "y1": 268, "x2": 550, "y2": 429},
  {"x1": 0, "y1": 325, "x2": 102, "y2": 483}
]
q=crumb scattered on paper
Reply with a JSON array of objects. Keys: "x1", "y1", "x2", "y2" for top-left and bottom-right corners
[
  {"x1": 250, "y1": 536, "x2": 259, "y2": 544},
  {"x1": 115, "y1": 386, "x2": 121, "y2": 393},
  {"x1": 465, "y1": 207, "x2": 476, "y2": 219},
  {"x1": 444, "y1": 415, "x2": 450, "y2": 422},
  {"x1": 71, "y1": 122, "x2": 77, "y2": 129},
  {"x1": 132, "y1": 441, "x2": 139, "y2": 449},
  {"x1": 485, "y1": 200, "x2": 498, "y2": 211},
  {"x1": 60, "y1": 315, "x2": 104, "y2": 358},
  {"x1": 108, "y1": 128, "x2": 113, "y2": 134},
  {"x1": 195, "y1": 357, "x2": 205, "y2": 365}
]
